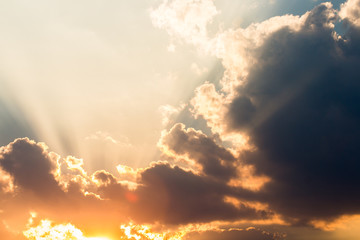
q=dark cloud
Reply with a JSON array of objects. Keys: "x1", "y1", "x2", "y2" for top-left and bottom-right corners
[
  {"x1": 227, "y1": 3, "x2": 360, "y2": 223},
  {"x1": 184, "y1": 228, "x2": 284, "y2": 240},
  {"x1": 0, "y1": 137, "x2": 269, "y2": 229},
  {"x1": 97, "y1": 162, "x2": 270, "y2": 225},
  {"x1": 160, "y1": 123, "x2": 237, "y2": 181},
  {"x1": 0, "y1": 138, "x2": 64, "y2": 198},
  {"x1": 134, "y1": 163, "x2": 269, "y2": 224},
  {"x1": 93, "y1": 170, "x2": 117, "y2": 185},
  {"x1": 0, "y1": 138, "x2": 129, "y2": 238}
]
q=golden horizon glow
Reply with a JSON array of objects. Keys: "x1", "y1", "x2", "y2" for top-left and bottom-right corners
[
  {"x1": 120, "y1": 222, "x2": 185, "y2": 240},
  {"x1": 23, "y1": 219, "x2": 187, "y2": 240},
  {"x1": 23, "y1": 220, "x2": 112, "y2": 240}
]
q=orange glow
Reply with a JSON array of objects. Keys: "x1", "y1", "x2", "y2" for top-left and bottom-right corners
[
  {"x1": 228, "y1": 165, "x2": 270, "y2": 191},
  {"x1": 310, "y1": 215, "x2": 360, "y2": 231},
  {"x1": 23, "y1": 219, "x2": 189, "y2": 240},
  {"x1": 0, "y1": 167, "x2": 15, "y2": 193},
  {"x1": 125, "y1": 192, "x2": 138, "y2": 203},
  {"x1": 120, "y1": 223, "x2": 186, "y2": 240},
  {"x1": 23, "y1": 220, "x2": 111, "y2": 240}
]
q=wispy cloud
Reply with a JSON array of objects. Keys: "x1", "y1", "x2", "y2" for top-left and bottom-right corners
[{"x1": 85, "y1": 131, "x2": 132, "y2": 148}]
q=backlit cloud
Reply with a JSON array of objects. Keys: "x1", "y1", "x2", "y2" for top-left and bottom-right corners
[
  {"x1": 1, "y1": 0, "x2": 360, "y2": 239},
  {"x1": 154, "y1": 0, "x2": 360, "y2": 229}
]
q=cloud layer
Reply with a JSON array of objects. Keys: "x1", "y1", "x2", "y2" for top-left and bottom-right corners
[
  {"x1": 225, "y1": 1, "x2": 360, "y2": 224},
  {"x1": 1, "y1": 0, "x2": 360, "y2": 239}
]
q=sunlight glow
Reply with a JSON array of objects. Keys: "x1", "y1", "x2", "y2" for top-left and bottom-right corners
[
  {"x1": 23, "y1": 220, "x2": 111, "y2": 240},
  {"x1": 120, "y1": 223, "x2": 185, "y2": 240},
  {"x1": 23, "y1": 219, "x2": 187, "y2": 240}
]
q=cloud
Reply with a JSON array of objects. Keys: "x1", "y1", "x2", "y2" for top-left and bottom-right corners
[
  {"x1": 0, "y1": 138, "x2": 128, "y2": 237},
  {"x1": 23, "y1": 220, "x2": 85, "y2": 240},
  {"x1": 0, "y1": 167, "x2": 15, "y2": 193},
  {"x1": 153, "y1": 0, "x2": 360, "y2": 227},
  {"x1": 133, "y1": 163, "x2": 271, "y2": 224},
  {"x1": 23, "y1": 219, "x2": 113, "y2": 240},
  {"x1": 118, "y1": 223, "x2": 284, "y2": 240},
  {"x1": 85, "y1": 131, "x2": 132, "y2": 147},
  {"x1": 184, "y1": 227, "x2": 284, "y2": 240},
  {"x1": 159, "y1": 123, "x2": 237, "y2": 180},
  {"x1": 95, "y1": 161, "x2": 270, "y2": 225},
  {"x1": 159, "y1": 104, "x2": 185, "y2": 126},
  {"x1": 191, "y1": 83, "x2": 227, "y2": 134},
  {"x1": 22, "y1": 219, "x2": 284, "y2": 240},
  {"x1": 339, "y1": 0, "x2": 360, "y2": 26},
  {"x1": 223, "y1": 2, "x2": 360, "y2": 224},
  {"x1": 3, "y1": 0, "x2": 360, "y2": 239},
  {"x1": 0, "y1": 138, "x2": 64, "y2": 198},
  {"x1": 0, "y1": 137, "x2": 272, "y2": 238},
  {"x1": 150, "y1": 0, "x2": 218, "y2": 48}
]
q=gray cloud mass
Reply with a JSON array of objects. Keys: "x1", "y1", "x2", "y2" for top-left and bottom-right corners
[{"x1": 227, "y1": 2, "x2": 360, "y2": 224}]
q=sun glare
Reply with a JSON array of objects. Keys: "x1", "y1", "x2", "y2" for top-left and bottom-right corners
[
  {"x1": 120, "y1": 223, "x2": 185, "y2": 240},
  {"x1": 23, "y1": 219, "x2": 186, "y2": 240},
  {"x1": 23, "y1": 220, "x2": 112, "y2": 240}
]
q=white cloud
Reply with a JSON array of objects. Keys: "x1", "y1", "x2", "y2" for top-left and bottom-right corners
[
  {"x1": 150, "y1": 0, "x2": 218, "y2": 48},
  {"x1": 85, "y1": 131, "x2": 132, "y2": 147},
  {"x1": 159, "y1": 104, "x2": 185, "y2": 126},
  {"x1": 339, "y1": 0, "x2": 360, "y2": 26}
]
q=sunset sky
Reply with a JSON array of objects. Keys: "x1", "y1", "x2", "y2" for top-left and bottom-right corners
[{"x1": 1, "y1": 0, "x2": 360, "y2": 239}]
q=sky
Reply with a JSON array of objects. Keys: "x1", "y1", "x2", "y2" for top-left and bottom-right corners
[{"x1": 0, "y1": 0, "x2": 360, "y2": 239}]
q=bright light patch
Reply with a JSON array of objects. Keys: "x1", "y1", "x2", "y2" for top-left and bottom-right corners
[
  {"x1": 120, "y1": 223, "x2": 186, "y2": 240},
  {"x1": 23, "y1": 220, "x2": 111, "y2": 240}
]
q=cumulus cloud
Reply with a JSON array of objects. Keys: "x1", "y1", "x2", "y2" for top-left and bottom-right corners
[
  {"x1": 0, "y1": 137, "x2": 272, "y2": 239},
  {"x1": 339, "y1": 0, "x2": 360, "y2": 26},
  {"x1": 224, "y1": 2, "x2": 360, "y2": 224},
  {"x1": 159, "y1": 123, "x2": 237, "y2": 180},
  {"x1": 159, "y1": 104, "x2": 185, "y2": 126},
  {"x1": 153, "y1": 0, "x2": 360, "y2": 228},
  {"x1": 133, "y1": 163, "x2": 270, "y2": 224},
  {"x1": 94, "y1": 160, "x2": 271, "y2": 225},
  {"x1": 191, "y1": 83, "x2": 227, "y2": 134},
  {"x1": 0, "y1": 138, "x2": 127, "y2": 237},
  {"x1": 0, "y1": 138, "x2": 64, "y2": 198}
]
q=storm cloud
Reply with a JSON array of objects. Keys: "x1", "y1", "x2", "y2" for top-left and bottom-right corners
[
  {"x1": 226, "y1": 2, "x2": 360, "y2": 224},
  {"x1": 131, "y1": 163, "x2": 269, "y2": 224},
  {"x1": 159, "y1": 123, "x2": 237, "y2": 181}
]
